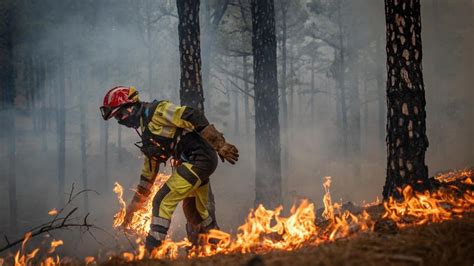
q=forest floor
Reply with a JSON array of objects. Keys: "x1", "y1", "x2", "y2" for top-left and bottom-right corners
[{"x1": 105, "y1": 205, "x2": 474, "y2": 266}]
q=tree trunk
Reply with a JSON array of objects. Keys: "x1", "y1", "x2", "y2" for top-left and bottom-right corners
[
  {"x1": 251, "y1": 0, "x2": 282, "y2": 208},
  {"x1": 310, "y1": 56, "x2": 315, "y2": 128},
  {"x1": 337, "y1": 2, "x2": 348, "y2": 159},
  {"x1": 118, "y1": 124, "x2": 122, "y2": 162},
  {"x1": 383, "y1": 0, "x2": 430, "y2": 199},
  {"x1": 177, "y1": 0, "x2": 205, "y2": 111},
  {"x1": 201, "y1": 0, "x2": 212, "y2": 112},
  {"x1": 176, "y1": 0, "x2": 218, "y2": 238},
  {"x1": 79, "y1": 66, "x2": 89, "y2": 211},
  {"x1": 104, "y1": 121, "x2": 109, "y2": 189},
  {"x1": 0, "y1": 1, "x2": 17, "y2": 231},
  {"x1": 280, "y1": 6, "x2": 289, "y2": 202},
  {"x1": 362, "y1": 73, "x2": 369, "y2": 157},
  {"x1": 57, "y1": 51, "x2": 66, "y2": 205},
  {"x1": 288, "y1": 49, "x2": 294, "y2": 132},
  {"x1": 233, "y1": 79, "x2": 239, "y2": 135},
  {"x1": 351, "y1": 69, "x2": 361, "y2": 181},
  {"x1": 242, "y1": 55, "x2": 250, "y2": 136}
]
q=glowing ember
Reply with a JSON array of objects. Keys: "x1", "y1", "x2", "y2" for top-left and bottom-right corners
[
  {"x1": 47, "y1": 209, "x2": 58, "y2": 216},
  {"x1": 84, "y1": 256, "x2": 95, "y2": 265}
]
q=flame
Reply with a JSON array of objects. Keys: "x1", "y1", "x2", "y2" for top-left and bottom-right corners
[
  {"x1": 113, "y1": 173, "x2": 170, "y2": 237},
  {"x1": 3, "y1": 169, "x2": 472, "y2": 264},
  {"x1": 434, "y1": 168, "x2": 473, "y2": 183},
  {"x1": 113, "y1": 175, "x2": 373, "y2": 260},
  {"x1": 47, "y1": 209, "x2": 58, "y2": 216},
  {"x1": 47, "y1": 240, "x2": 63, "y2": 254},
  {"x1": 322, "y1": 176, "x2": 334, "y2": 220},
  {"x1": 84, "y1": 256, "x2": 95, "y2": 265},
  {"x1": 383, "y1": 185, "x2": 474, "y2": 228}
]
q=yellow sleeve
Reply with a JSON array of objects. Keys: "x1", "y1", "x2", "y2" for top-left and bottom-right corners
[{"x1": 139, "y1": 156, "x2": 159, "y2": 195}]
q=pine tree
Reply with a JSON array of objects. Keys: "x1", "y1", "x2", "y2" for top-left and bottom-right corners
[
  {"x1": 383, "y1": 0, "x2": 430, "y2": 199},
  {"x1": 251, "y1": 0, "x2": 282, "y2": 207}
]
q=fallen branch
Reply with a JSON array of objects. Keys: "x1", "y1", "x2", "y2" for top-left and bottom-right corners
[{"x1": 0, "y1": 184, "x2": 100, "y2": 253}]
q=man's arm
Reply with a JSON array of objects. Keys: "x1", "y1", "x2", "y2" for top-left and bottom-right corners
[{"x1": 159, "y1": 101, "x2": 239, "y2": 164}]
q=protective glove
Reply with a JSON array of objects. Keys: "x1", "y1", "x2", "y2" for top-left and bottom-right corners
[
  {"x1": 200, "y1": 124, "x2": 239, "y2": 164},
  {"x1": 218, "y1": 143, "x2": 239, "y2": 164}
]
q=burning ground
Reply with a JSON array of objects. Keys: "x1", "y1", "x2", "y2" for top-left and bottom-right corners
[{"x1": 2, "y1": 169, "x2": 474, "y2": 265}]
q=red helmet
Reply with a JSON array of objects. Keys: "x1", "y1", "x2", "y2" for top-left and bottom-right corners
[{"x1": 100, "y1": 86, "x2": 140, "y2": 120}]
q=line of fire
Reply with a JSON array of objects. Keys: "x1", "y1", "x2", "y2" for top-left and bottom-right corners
[{"x1": 0, "y1": 0, "x2": 473, "y2": 265}]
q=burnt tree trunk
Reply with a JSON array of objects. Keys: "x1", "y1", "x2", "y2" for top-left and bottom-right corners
[
  {"x1": 251, "y1": 0, "x2": 282, "y2": 207},
  {"x1": 382, "y1": 0, "x2": 430, "y2": 199},
  {"x1": 177, "y1": 0, "x2": 205, "y2": 111},
  {"x1": 176, "y1": 0, "x2": 218, "y2": 237},
  {"x1": 0, "y1": 0, "x2": 17, "y2": 231}
]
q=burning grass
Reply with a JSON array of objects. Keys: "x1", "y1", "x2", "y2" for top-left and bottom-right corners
[
  {"x1": 1, "y1": 169, "x2": 473, "y2": 265},
  {"x1": 109, "y1": 170, "x2": 474, "y2": 262}
]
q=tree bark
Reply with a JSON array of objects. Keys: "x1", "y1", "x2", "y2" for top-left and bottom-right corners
[
  {"x1": 177, "y1": 0, "x2": 205, "y2": 111},
  {"x1": 383, "y1": 0, "x2": 430, "y2": 199},
  {"x1": 251, "y1": 0, "x2": 282, "y2": 207}
]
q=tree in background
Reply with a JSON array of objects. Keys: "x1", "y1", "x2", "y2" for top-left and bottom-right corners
[
  {"x1": 383, "y1": 0, "x2": 430, "y2": 199},
  {"x1": 251, "y1": 0, "x2": 281, "y2": 207},
  {"x1": 0, "y1": 0, "x2": 17, "y2": 232}
]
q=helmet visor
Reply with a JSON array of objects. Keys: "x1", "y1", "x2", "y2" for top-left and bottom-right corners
[{"x1": 100, "y1": 105, "x2": 121, "y2": 120}]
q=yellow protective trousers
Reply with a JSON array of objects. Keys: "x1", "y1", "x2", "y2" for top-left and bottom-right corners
[{"x1": 147, "y1": 135, "x2": 218, "y2": 244}]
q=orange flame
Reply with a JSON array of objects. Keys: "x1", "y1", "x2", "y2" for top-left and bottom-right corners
[
  {"x1": 47, "y1": 209, "x2": 58, "y2": 216},
  {"x1": 113, "y1": 175, "x2": 373, "y2": 260},
  {"x1": 383, "y1": 185, "x2": 474, "y2": 228},
  {"x1": 47, "y1": 240, "x2": 63, "y2": 254},
  {"x1": 113, "y1": 173, "x2": 170, "y2": 237},
  {"x1": 5, "y1": 169, "x2": 471, "y2": 264}
]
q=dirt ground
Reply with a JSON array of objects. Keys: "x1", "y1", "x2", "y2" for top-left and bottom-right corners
[{"x1": 104, "y1": 209, "x2": 474, "y2": 266}]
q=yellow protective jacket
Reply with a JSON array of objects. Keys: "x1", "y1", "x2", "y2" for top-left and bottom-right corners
[{"x1": 136, "y1": 100, "x2": 209, "y2": 197}]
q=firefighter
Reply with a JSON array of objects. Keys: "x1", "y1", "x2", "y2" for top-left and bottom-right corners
[{"x1": 100, "y1": 86, "x2": 239, "y2": 251}]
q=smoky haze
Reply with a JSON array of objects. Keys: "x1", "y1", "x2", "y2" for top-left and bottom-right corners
[{"x1": 0, "y1": 0, "x2": 472, "y2": 259}]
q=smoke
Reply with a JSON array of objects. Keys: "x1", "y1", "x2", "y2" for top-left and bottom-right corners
[{"x1": 0, "y1": 0, "x2": 472, "y2": 259}]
